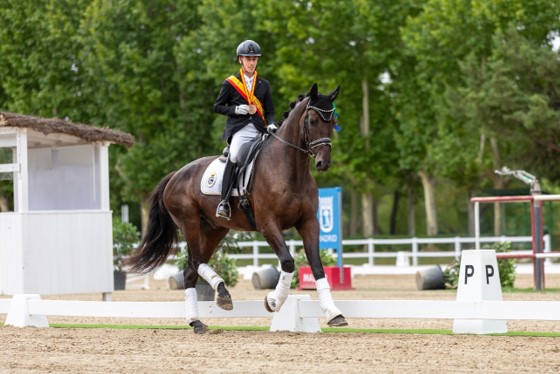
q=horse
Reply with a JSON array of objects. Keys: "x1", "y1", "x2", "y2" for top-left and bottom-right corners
[{"x1": 126, "y1": 83, "x2": 348, "y2": 334}]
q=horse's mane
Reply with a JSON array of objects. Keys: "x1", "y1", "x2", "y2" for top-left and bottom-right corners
[
  {"x1": 277, "y1": 88, "x2": 335, "y2": 127},
  {"x1": 277, "y1": 94, "x2": 308, "y2": 127}
]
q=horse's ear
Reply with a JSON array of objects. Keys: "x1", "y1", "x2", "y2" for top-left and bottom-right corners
[
  {"x1": 309, "y1": 83, "x2": 318, "y2": 100},
  {"x1": 329, "y1": 85, "x2": 340, "y2": 102}
]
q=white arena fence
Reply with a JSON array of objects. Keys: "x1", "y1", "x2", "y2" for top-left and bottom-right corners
[
  {"x1": 3, "y1": 295, "x2": 560, "y2": 333},
  {"x1": 193, "y1": 234, "x2": 551, "y2": 267}
]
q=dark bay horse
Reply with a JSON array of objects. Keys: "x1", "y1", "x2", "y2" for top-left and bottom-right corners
[{"x1": 126, "y1": 83, "x2": 347, "y2": 333}]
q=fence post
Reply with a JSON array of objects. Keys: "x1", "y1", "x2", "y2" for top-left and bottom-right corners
[
  {"x1": 368, "y1": 238, "x2": 375, "y2": 266},
  {"x1": 454, "y1": 237, "x2": 461, "y2": 260},
  {"x1": 412, "y1": 237, "x2": 419, "y2": 266},
  {"x1": 252, "y1": 241, "x2": 259, "y2": 267},
  {"x1": 544, "y1": 234, "x2": 551, "y2": 265},
  {"x1": 288, "y1": 240, "x2": 297, "y2": 256}
]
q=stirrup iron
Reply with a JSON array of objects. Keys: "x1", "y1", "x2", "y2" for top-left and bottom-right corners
[{"x1": 216, "y1": 201, "x2": 231, "y2": 220}]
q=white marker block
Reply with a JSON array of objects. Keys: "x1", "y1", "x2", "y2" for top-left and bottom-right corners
[
  {"x1": 270, "y1": 295, "x2": 321, "y2": 333},
  {"x1": 5, "y1": 294, "x2": 49, "y2": 328},
  {"x1": 453, "y1": 250, "x2": 507, "y2": 334}
]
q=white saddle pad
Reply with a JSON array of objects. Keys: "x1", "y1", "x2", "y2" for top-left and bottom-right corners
[{"x1": 200, "y1": 158, "x2": 255, "y2": 196}]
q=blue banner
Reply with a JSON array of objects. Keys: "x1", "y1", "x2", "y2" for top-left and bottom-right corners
[{"x1": 317, "y1": 187, "x2": 343, "y2": 267}]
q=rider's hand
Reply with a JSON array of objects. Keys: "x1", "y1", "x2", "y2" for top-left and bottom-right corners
[
  {"x1": 235, "y1": 105, "x2": 250, "y2": 115},
  {"x1": 267, "y1": 123, "x2": 278, "y2": 133}
]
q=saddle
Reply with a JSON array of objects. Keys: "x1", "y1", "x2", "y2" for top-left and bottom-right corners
[{"x1": 201, "y1": 135, "x2": 266, "y2": 228}]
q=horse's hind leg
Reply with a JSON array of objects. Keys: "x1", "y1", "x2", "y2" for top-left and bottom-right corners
[
  {"x1": 197, "y1": 222, "x2": 233, "y2": 310},
  {"x1": 178, "y1": 218, "x2": 231, "y2": 333},
  {"x1": 183, "y1": 220, "x2": 232, "y2": 307}
]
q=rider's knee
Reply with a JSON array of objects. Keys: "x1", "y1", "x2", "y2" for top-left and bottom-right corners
[
  {"x1": 280, "y1": 258, "x2": 295, "y2": 273},
  {"x1": 228, "y1": 148, "x2": 238, "y2": 164}
]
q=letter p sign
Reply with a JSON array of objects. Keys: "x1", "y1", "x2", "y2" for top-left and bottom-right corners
[
  {"x1": 464, "y1": 265, "x2": 475, "y2": 284},
  {"x1": 485, "y1": 264, "x2": 494, "y2": 285},
  {"x1": 464, "y1": 264, "x2": 496, "y2": 285}
]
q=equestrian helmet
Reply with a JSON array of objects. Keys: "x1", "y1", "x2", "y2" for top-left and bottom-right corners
[{"x1": 236, "y1": 40, "x2": 261, "y2": 57}]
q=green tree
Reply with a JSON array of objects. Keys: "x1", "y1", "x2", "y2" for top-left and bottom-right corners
[
  {"x1": 454, "y1": 27, "x2": 560, "y2": 182},
  {"x1": 256, "y1": 0, "x2": 421, "y2": 236},
  {"x1": 0, "y1": 0, "x2": 91, "y2": 212},
  {"x1": 0, "y1": 0, "x2": 90, "y2": 117},
  {"x1": 400, "y1": 0, "x2": 560, "y2": 235},
  {"x1": 78, "y1": 0, "x2": 217, "y2": 229}
]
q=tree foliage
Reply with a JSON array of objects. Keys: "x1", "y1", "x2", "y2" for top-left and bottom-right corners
[{"x1": 1, "y1": 0, "x2": 560, "y2": 237}]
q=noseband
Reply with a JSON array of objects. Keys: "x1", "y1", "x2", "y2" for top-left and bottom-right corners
[{"x1": 270, "y1": 105, "x2": 334, "y2": 158}]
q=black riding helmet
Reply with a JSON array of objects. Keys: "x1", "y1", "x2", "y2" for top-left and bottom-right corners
[{"x1": 236, "y1": 40, "x2": 261, "y2": 58}]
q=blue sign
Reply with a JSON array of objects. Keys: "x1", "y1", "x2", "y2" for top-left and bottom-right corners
[{"x1": 317, "y1": 187, "x2": 343, "y2": 267}]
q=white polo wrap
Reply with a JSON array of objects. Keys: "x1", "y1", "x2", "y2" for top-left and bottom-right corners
[{"x1": 198, "y1": 263, "x2": 225, "y2": 289}]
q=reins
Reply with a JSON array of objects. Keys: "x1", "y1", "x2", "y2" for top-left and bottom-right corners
[{"x1": 270, "y1": 105, "x2": 333, "y2": 158}]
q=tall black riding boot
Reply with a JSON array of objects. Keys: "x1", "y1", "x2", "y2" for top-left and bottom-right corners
[{"x1": 216, "y1": 160, "x2": 236, "y2": 220}]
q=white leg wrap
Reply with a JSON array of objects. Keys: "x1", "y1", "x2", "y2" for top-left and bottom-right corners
[
  {"x1": 198, "y1": 263, "x2": 225, "y2": 290},
  {"x1": 184, "y1": 288, "x2": 199, "y2": 324},
  {"x1": 316, "y1": 277, "x2": 343, "y2": 322},
  {"x1": 266, "y1": 270, "x2": 293, "y2": 312}
]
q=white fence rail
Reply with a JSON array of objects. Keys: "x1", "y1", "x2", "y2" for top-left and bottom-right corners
[
  {"x1": 4, "y1": 295, "x2": 560, "y2": 334},
  {"x1": 214, "y1": 235, "x2": 550, "y2": 267}
]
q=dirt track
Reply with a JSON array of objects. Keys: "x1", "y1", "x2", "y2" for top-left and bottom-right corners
[{"x1": 2, "y1": 274, "x2": 560, "y2": 373}]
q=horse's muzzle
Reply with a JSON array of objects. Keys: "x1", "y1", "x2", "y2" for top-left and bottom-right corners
[{"x1": 315, "y1": 159, "x2": 332, "y2": 172}]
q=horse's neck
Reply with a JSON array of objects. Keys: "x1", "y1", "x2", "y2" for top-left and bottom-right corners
[
  {"x1": 278, "y1": 98, "x2": 308, "y2": 151},
  {"x1": 261, "y1": 107, "x2": 311, "y2": 185}
]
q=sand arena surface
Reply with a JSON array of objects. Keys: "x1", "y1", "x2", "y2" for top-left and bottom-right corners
[{"x1": 2, "y1": 274, "x2": 560, "y2": 373}]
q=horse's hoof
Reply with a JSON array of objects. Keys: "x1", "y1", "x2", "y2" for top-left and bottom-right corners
[
  {"x1": 264, "y1": 295, "x2": 274, "y2": 313},
  {"x1": 190, "y1": 320, "x2": 209, "y2": 334},
  {"x1": 216, "y1": 294, "x2": 233, "y2": 311},
  {"x1": 327, "y1": 315, "x2": 348, "y2": 327}
]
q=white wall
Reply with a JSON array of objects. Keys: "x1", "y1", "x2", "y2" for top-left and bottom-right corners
[
  {"x1": 0, "y1": 211, "x2": 113, "y2": 295},
  {"x1": 28, "y1": 144, "x2": 102, "y2": 210}
]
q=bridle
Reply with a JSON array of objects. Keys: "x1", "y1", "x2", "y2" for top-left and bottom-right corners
[{"x1": 269, "y1": 103, "x2": 334, "y2": 158}]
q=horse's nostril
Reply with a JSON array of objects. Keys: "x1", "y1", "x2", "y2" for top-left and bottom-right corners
[{"x1": 316, "y1": 160, "x2": 331, "y2": 171}]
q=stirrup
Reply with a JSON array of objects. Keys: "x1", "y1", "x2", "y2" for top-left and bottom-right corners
[{"x1": 216, "y1": 201, "x2": 231, "y2": 220}]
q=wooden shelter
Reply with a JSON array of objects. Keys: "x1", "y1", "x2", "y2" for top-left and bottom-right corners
[{"x1": 0, "y1": 112, "x2": 134, "y2": 295}]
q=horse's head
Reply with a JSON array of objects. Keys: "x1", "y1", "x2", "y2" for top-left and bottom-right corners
[{"x1": 303, "y1": 83, "x2": 340, "y2": 172}]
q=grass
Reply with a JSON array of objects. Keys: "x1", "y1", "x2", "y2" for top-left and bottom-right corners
[{"x1": 0, "y1": 323, "x2": 548, "y2": 337}]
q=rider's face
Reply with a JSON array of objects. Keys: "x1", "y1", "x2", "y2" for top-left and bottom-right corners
[{"x1": 239, "y1": 56, "x2": 259, "y2": 77}]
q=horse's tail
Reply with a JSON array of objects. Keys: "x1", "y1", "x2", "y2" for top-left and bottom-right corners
[{"x1": 125, "y1": 172, "x2": 178, "y2": 274}]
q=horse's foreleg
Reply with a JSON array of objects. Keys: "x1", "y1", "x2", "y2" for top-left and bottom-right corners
[
  {"x1": 315, "y1": 278, "x2": 347, "y2": 326},
  {"x1": 265, "y1": 269, "x2": 293, "y2": 313},
  {"x1": 297, "y1": 218, "x2": 348, "y2": 327},
  {"x1": 262, "y1": 226, "x2": 294, "y2": 313}
]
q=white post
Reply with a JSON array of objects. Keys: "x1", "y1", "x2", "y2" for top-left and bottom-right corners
[
  {"x1": 270, "y1": 295, "x2": 321, "y2": 333},
  {"x1": 453, "y1": 250, "x2": 507, "y2": 334},
  {"x1": 411, "y1": 237, "x2": 419, "y2": 266},
  {"x1": 252, "y1": 241, "x2": 259, "y2": 267},
  {"x1": 368, "y1": 238, "x2": 374, "y2": 266},
  {"x1": 474, "y1": 202, "x2": 480, "y2": 249},
  {"x1": 454, "y1": 237, "x2": 461, "y2": 260},
  {"x1": 14, "y1": 130, "x2": 28, "y2": 212},
  {"x1": 98, "y1": 143, "x2": 110, "y2": 210},
  {"x1": 5, "y1": 294, "x2": 49, "y2": 328}
]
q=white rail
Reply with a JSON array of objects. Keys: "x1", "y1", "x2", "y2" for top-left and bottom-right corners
[
  {"x1": 226, "y1": 235, "x2": 550, "y2": 267},
  {"x1": 4, "y1": 296, "x2": 560, "y2": 331}
]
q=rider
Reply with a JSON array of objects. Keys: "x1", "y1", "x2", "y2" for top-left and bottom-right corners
[{"x1": 213, "y1": 39, "x2": 277, "y2": 220}]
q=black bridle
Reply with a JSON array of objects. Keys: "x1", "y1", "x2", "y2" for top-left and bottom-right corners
[{"x1": 270, "y1": 105, "x2": 334, "y2": 157}]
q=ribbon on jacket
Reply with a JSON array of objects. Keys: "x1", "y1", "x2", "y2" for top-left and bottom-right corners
[{"x1": 226, "y1": 70, "x2": 267, "y2": 125}]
